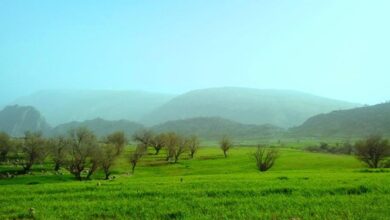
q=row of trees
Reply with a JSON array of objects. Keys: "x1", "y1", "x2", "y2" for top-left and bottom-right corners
[
  {"x1": 0, "y1": 128, "x2": 126, "y2": 180},
  {"x1": 0, "y1": 129, "x2": 204, "y2": 180}
]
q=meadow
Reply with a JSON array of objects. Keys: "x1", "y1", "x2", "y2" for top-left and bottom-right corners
[{"x1": 1, "y1": 146, "x2": 389, "y2": 220}]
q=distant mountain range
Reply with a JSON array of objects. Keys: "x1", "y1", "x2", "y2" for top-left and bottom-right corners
[
  {"x1": 151, "y1": 117, "x2": 283, "y2": 140},
  {"x1": 12, "y1": 90, "x2": 174, "y2": 126},
  {"x1": 6, "y1": 87, "x2": 386, "y2": 140},
  {"x1": 1, "y1": 101, "x2": 390, "y2": 140},
  {"x1": 291, "y1": 102, "x2": 390, "y2": 138},
  {"x1": 142, "y1": 87, "x2": 359, "y2": 128}
]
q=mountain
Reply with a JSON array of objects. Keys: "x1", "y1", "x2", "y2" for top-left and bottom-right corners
[
  {"x1": 51, "y1": 118, "x2": 144, "y2": 138},
  {"x1": 143, "y1": 87, "x2": 359, "y2": 128},
  {"x1": 0, "y1": 105, "x2": 51, "y2": 137},
  {"x1": 291, "y1": 102, "x2": 390, "y2": 138},
  {"x1": 151, "y1": 117, "x2": 284, "y2": 140},
  {"x1": 12, "y1": 90, "x2": 174, "y2": 126}
]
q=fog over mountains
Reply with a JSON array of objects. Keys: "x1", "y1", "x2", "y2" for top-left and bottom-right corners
[
  {"x1": 1, "y1": 87, "x2": 374, "y2": 139},
  {"x1": 10, "y1": 87, "x2": 359, "y2": 128},
  {"x1": 12, "y1": 90, "x2": 174, "y2": 126}
]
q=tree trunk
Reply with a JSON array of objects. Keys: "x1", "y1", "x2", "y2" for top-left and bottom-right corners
[
  {"x1": 155, "y1": 148, "x2": 160, "y2": 155},
  {"x1": 223, "y1": 151, "x2": 227, "y2": 158},
  {"x1": 54, "y1": 163, "x2": 60, "y2": 171},
  {"x1": 131, "y1": 163, "x2": 136, "y2": 174}
]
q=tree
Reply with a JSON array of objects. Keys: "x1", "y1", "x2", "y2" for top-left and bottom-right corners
[
  {"x1": 151, "y1": 133, "x2": 166, "y2": 155},
  {"x1": 355, "y1": 135, "x2": 390, "y2": 168},
  {"x1": 20, "y1": 132, "x2": 47, "y2": 173},
  {"x1": 165, "y1": 132, "x2": 180, "y2": 162},
  {"x1": 188, "y1": 135, "x2": 200, "y2": 159},
  {"x1": 66, "y1": 127, "x2": 98, "y2": 180},
  {"x1": 174, "y1": 136, "x2": 188, "y2": 163},
  {"x1": 0, "y1": 132, "x2": 11, "y2": 162},
  {"x1": 47, "y1": 136, "x2": 68, "y2": 171},
  {"x1": 106, "y1": 131, "x2": 127, "y2": 156},
  {"x1": 219, "y1": 136, "x2": 232, "y2": 158},
  {"x1": 164, "y1": 132, "x2": 187, "y2": 163},
  {"x1": 253, "y1": 145, "x2": 279, "y2": 172},
  {"x1": 130, "y1": 144, "x2": 146, "y2": 174},
  {"x1": 133, "y1": 129, "x2": 153, "y2": 149}
]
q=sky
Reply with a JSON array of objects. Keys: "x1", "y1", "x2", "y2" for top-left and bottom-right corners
[{"x1": 0, "y1": 0, "x2": 389, "y2": 105}]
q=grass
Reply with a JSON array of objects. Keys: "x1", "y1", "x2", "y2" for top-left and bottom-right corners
[{"x1": 0, "y1": 146, "x2": 389, "y2": 219}]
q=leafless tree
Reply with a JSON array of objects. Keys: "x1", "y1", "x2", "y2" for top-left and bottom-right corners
[
  {"x1": 47, "y1": 136, "x2": 68, "y2": 171},
  {"x1": 106, "y1": 131, "x2": 127, "y2": 156},
  {"x1": 188, "y1": 135, "x2": 200, "y2": 159},
  {"x1": 66, "y1": 127, "x2": 98, "y2": 180},
  {"x1": 20, "y1": 131, "x2": 48, "y2": 173},
  {"x1": 130, "y1": 144, "x2": 146, "y2": 174},
  {"x1": 253, "y1": 145, "x2": 279, "y2": 172},
  {"x1": 174, "y1": 136, "x2": 188, "y2": 163},
  {"x1": 355, "y1": 135, "x2": 390, "y2": 168},
  {"x1": 219, "y1": 136, "x2": 232, "y2": 158},
  {"x1": 151, "y1": 133, "x2": 166, "y2": 155},
  {"x1": 165, "y1": 132, "x2": 180, "y2": 161},
  {"x1": 133, "y1": 129, "x2": 154, "y2": 149}
]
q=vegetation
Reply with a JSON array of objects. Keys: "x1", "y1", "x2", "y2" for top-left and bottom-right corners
[
  {"x1": 0, "y1": 147, "x2": 389, "y2": 219},
  {"x1": 355, "y1": 135, "x2": 390, "y2": 168},
  {"x1": 292, "y1": 102, "x2": 390, "y2": 138},
  {"x1": 253, "y1": 145, "x2": 279, "y2": 171},
  {"x1": 219, "y1": 136, "x2": 233, "y2": 158}
]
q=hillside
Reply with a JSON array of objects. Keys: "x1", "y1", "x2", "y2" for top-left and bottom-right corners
[
  {"x1": 151, "y1": 117, "x2": 284, "y2": 140},
  {"x1": 0, "y1": 105, "x2": 51, "y2": 137},
  {"x1": 12, "y1": 90, "x2": 174, "y2": 126},
  {"x1": 143, "y1": 87, "x2": 359, "y2": 128},
  {"x1": 291, "y1": 102, "x2": 390, "y2": 137},
  {"x1": 51, "y1": 118, "x2": 144, "y2": 138}
]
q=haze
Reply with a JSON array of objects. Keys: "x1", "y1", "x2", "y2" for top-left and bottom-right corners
[{"x1": 1, "y1": 0, "x2": 389, "y2": 105}]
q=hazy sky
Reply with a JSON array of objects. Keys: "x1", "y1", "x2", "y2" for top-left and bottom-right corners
[{"x1": 1, "y1": 0, "x2": 389, "y2": 105}]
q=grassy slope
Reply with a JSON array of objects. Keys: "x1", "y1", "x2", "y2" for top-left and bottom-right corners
[{"x1": 0, "y1": 147, "x2": 389, "y2": 219}]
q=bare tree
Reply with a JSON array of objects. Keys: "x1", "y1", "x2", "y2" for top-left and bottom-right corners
[
  {"x1": 165, "y1": 132, "x2": 180, "y2": 161},
  {"x1": 100, "y1": 143, "x2": 117, "y2": 179},
  {"x1": 47, "y1": 136, "x2": 68, "y2": 171},
  {"x1": 151, "y1": 133, "x2": 166, "y2": 155},
  {"x1": 253, "y1": 145, "x2": 279, "y2": 172},
  {"x1": 106, "y1": 131, "x2": 127, "y2": 156},
  {"x1": 66, "y1": 127, "x2": 98, "y2": 180},
  {"x1": 20, "y1": 132, "x2": 47, "y2": 173},
  {"x1": 188, "y1": 135, "x2": 200, "y2": 159},
  {"x1": 133, "y1": 129, "x2": 154, "y2": 149},
  {"x1": 164, "y1": 132, "x2": 187, "y2": 163},
  {"x1": 174, "y1": 136, "x2": 188, "y2": 163},
  {"x1": 219, "y1": 136, "x2": 232, "y2": 158},
  {"x1": 355, "y1": 135, "x2": 390, "y2": 168},
  {"x1": 130, "y1": 144, "x2": 146, "y2": 174},
  {"x1": 0, "y1": 132, "x2": 11, "y2": 162}
]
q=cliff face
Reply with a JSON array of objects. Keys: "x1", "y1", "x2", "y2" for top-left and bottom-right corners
[{"x1": 0, "y1": 105, "x2": 51, "y2": 137}]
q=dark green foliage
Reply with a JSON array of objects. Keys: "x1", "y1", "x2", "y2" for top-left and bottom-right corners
[
  {"x1": 305, "y1": 142, "x2": 354, "y2": 155},
  {"x1": 0, "y1": 132, "x2": 11, "y2": 162},
  {"x1": 354, "y1": 135, "x2": 390, "y2": 168}
]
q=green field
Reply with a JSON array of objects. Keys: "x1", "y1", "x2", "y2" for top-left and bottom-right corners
[{"x1": 1, "y1": 147, "x2": 389, "y2": 219}]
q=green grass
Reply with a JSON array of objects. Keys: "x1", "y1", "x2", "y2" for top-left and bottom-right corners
[{"x1": 0, "y1": 147, "x2": 389, "y2": 219}]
